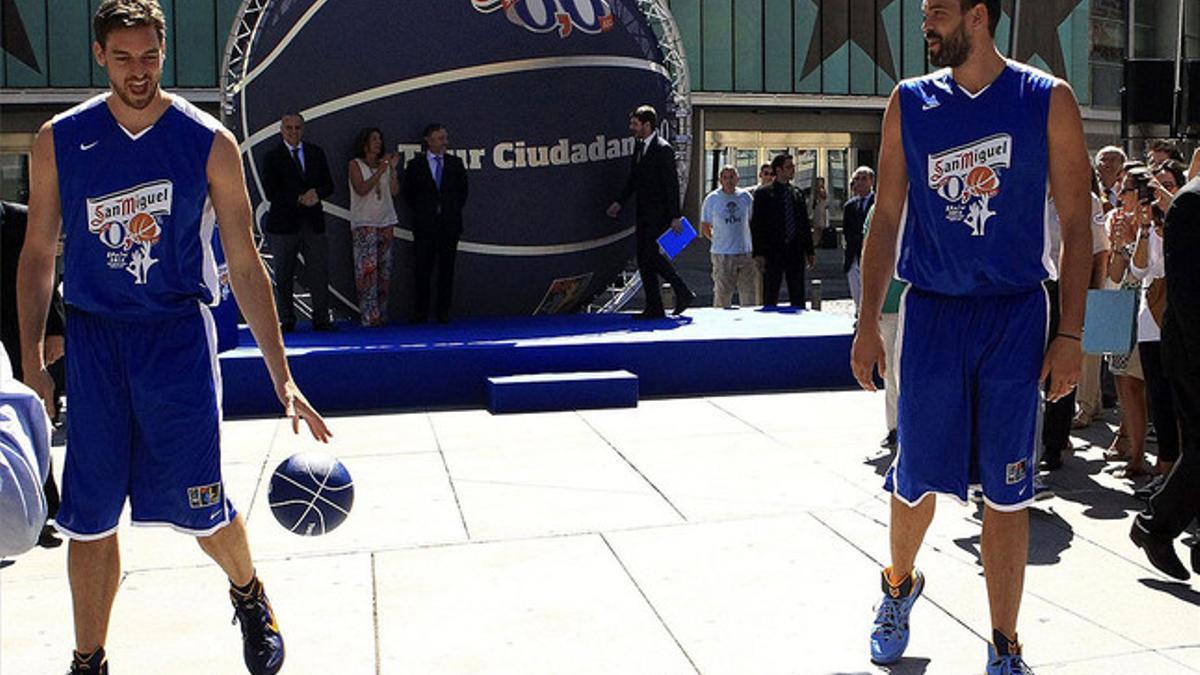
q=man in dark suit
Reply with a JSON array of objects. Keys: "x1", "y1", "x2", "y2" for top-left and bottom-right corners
[
  {"x1": 1, "y1": 200, "x2": 63, "y2": 549},
  {"x1": 843, "y1": 166, "x2": 876, "y2": 315},
  {"x1": 260, "y1": 113, "x2": 335, "y2": 331},
  {"x1": 606, "y1": 105, "x2": 694, "y2": 319},
  {"x1": 751, "y1": 154, "x2": 815, "y2": 308},
  {"x1": 1131, "y1": 175, "x2": 1200, "y2": 579},
  {"x1": 404, "y1": 123, "x2": 469, "y2": 323}
]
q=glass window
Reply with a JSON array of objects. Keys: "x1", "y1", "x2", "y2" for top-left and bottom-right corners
[
  {"x1": 735, "y1": 149, "x2": 760, "y2": 188},
  {"x1": 793, "y1": 149, "x2": 818, "y2": 200},
  {"x1": 827, "y1": 149, "x2": 848, "y2": 222},
  {"x1": 0, "y1": 154, "x2": 30, "y2": 203},
  {"x1": 1090, "y1": 1, "x2": 1126, "y2": 109},
  {"x1": 704, "y1": 149, "x2": 727, "y2": 193}
]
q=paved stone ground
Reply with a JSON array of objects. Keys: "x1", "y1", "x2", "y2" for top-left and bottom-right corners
[{"x1": 2, "y1": 389, "x2": 1197, "y2": 674}]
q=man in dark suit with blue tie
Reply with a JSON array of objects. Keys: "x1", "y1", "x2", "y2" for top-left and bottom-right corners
[
  {"x1": 404, "y1": 123, "x2": 469, "y2": 324},
  {"x1": 750, "y1": 154, "x2": 815, "y2": 308},
  {"x1": 260, "y1": 113, "x2": 335, "y2": 331},
  {"x1": 607, "y1": 105, "x2": 695, "y2": 319}
]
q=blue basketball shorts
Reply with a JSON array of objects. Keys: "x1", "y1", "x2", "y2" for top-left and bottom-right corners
[
  {"x1": 55, "y1": 306, "x2": 237, "y2": 540},
  {"x1": 884, "y1": 286, "x2": 1049, "y2": 510}
]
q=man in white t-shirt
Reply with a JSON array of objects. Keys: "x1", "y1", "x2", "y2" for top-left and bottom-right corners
[{"x1": 701, "y1": 165, "x2": 758, "y2": 308}]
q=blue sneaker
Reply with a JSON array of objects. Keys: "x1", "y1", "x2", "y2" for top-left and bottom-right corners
[
  {"x1": 870, "y1": 567, "x2": 924, "y2": 664},
  {"x1": 986, "y1": 630, "x2": 1035, "y2": 674}
]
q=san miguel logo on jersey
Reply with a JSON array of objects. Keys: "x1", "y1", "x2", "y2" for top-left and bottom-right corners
[
  {"x1": 927, "y1": 134, "x2": 1011, "y2": 237},
  {"x1": 86, "y1": 180, "x2": 171, "y2": 285},
  {"x1": 472, "y1": 0, "x2": 615, "y2": 38}
]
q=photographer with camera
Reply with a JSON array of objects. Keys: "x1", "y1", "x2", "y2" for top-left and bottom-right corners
[
  {"x1": 1123, "y1": 161, "x2": 1186, "y2": 501},
  {"x1": 1103, "y1": 165, "x2": 1155, "y2": 478}
]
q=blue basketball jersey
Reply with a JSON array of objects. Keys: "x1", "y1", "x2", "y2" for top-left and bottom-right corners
[
  {"x1": 896, "y1": 62, "x2": 1056, "y2": 296},
  {"x1": 53, "y1": 94, "x2": 221, "y2": 319}
]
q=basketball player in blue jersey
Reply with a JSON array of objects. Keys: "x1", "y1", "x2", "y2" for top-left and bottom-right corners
[
  {"x1": 851, "y1": 1, "x2": 1092, "y2": 673},
  {"x1": 15, "y1": 2, "x2": 332, "y2": 673}
]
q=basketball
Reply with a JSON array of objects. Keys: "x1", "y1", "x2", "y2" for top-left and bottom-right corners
[
  {"x1": 966, "y1": 165, "x2": 999, "y2": 198},
  {"x1": 268, "y1": 451, "x2": 355, "y2": 536},
  {"x1": 128, "y1": 212, "x2": 161, "y2": 244}
]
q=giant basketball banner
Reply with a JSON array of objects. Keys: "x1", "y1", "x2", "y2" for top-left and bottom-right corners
[{"x1": 222, "y1": 0, "x2": 690, "y2": 317}]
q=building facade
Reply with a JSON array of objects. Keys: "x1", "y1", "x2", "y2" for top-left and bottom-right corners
[{"x1": 0, "y1": 0, "x2": 1196, "y2": 223}]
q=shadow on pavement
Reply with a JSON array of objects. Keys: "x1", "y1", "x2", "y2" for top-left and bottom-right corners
[{"x1": 1137, "y1": 578, "x2": 1200, "y2": 607}]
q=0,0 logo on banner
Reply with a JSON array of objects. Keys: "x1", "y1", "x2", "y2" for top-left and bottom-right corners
[{"x1": 472, "y1": 0, "x2": 615, "y2": 37}]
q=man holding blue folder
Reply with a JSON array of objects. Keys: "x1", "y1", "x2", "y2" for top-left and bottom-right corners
[{"x1": 607, "y1": 105, "x2": 695, "y2": 319}]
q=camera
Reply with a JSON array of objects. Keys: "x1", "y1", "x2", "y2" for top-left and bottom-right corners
[{"x1": 1129, "y1": 168, "x2": 1154, "y2": 204}]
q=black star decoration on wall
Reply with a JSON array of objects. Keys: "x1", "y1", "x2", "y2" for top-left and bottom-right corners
[
  {"x1": 801, "y1": 0, "x2": 899, "y2": 83},
  {"x1": 1004, "y1": 0, "x2": 1085, "y2": 78},
  {"x1": 2, "y1": 0, "x2": 40, "y2": 73}
]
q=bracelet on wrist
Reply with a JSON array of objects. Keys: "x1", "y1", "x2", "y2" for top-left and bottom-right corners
[{"x1": 1056, "y1": 332, "x2": 1082, "y2": 342}]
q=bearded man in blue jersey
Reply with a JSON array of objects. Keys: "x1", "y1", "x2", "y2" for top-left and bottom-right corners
[{"x1": 850, "y1": 1, "x2": 1092, "y2": 672}]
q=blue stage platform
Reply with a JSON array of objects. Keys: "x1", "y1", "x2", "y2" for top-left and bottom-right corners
[{"x1": 218, "y1": 308, "x2": 856, "y2": 417}]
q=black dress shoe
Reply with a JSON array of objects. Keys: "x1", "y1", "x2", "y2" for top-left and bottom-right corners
[
  {"x1": 1039, "y1": 452, "x2": 1063, "y2": 472},
  {"x1": 1130, "y1": 515, "x2": 1189, "y2": 580},
  {"x1": 37, "y1": 523, "x2": 62, "y2": 549},
  {"x1": 634, "y1": 310, "x2": 666, "y2": 320},
  {"x1": 672, "y1": 290, "x2": 695, "y2": 316},
  {"x1": 1134, "y1": 474, "x2": 1167, "y2": 502},
  {"x1": 280, "y1": 321, "x2": 295, "y2": 334},
  {"x1": 880, "y1": 430, "x2": 897, "y2": 449}
]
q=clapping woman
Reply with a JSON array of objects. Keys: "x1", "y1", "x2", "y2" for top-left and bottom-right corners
[{"x1": 348, "y1": 127, "x2": 400, "y2": 326}]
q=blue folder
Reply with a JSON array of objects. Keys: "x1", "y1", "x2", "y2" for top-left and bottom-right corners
[
  {"x1": 657, "y1": 217, "x2": 698, "y2": 260},
  {"x1": 1083, "y1": 288, "x2": 1138, "y2": 355}
]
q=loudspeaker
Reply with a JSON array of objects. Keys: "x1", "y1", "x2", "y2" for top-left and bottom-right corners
[
  {"x1": 1123, "y1": 59, "x2": 1176, "y2": 126},
  {"x1": 1181, "y1": 60, "x2": 1200, "y2": 133}
]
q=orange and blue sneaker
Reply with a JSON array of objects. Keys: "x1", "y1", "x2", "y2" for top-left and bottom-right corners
[
  {"x1": 67, "y1": 647, "x2": 107, "y2": 674},
  {"x1": 230, "y1": 578, "x2": 285, "y2": 675},
  {"x1": 986, "y1": 630, "x2": 1035, "y2": 674},
  {"x1": 869, "y1": 567, "x2": 924, "y2": 664}
]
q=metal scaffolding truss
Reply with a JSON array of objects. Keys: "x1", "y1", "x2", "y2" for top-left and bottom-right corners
[{"x1": 219, "y1": 0, "x2": 269, "y2": 122}]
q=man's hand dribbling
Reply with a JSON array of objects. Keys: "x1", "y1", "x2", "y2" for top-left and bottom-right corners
[
  {"x1": 606, "y1": 202, "x2": 622, "y2": 219},
  {"x1": 1041, "y1": 335, "x2": 1082, "y2": 402},
  {"x1": 851, "y1": 325, "x2": 886, "y2": 392},
  {"x1": 278, "y1": 381, "x2": 332, "y2": 442}
]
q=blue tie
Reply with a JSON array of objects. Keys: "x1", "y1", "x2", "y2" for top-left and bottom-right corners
[
  {"x1": 432, "y1": 155, "x2": 443, "y2": 189},
  {"x1": 782, "y1": 184, "x2": 796, "y2": 242}
]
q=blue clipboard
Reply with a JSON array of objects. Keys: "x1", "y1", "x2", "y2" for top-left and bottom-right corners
[
  {"x1": 1083, "y1": 288, "x2": 1138, "y2": 355},
  {"x1": 657, "y1": 217, "x2": 698, "y2": 260}
]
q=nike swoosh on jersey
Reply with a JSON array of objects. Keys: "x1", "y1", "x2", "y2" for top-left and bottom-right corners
[{"x1": 80, "y1": 141, "x2": 99, "y2": 151}]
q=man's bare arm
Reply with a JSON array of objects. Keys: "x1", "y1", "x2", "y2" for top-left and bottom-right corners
[
  {"x1": 851, "y1": 89, "x2": 907, "y2": 390},
  {"x1": 1043, "y1": 81, "x2": 1092, "y2": 400},
  {"x1": 208, "y1": 129, "x2": 331, "y2": 441},
  {"x1": 16, "y1": 121, "x2": 63, "y2": 413}
]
